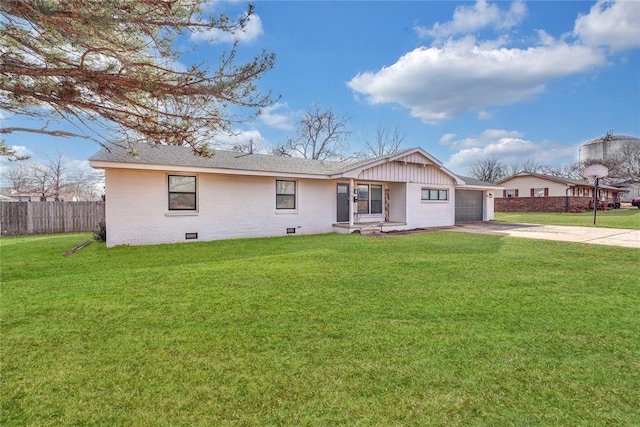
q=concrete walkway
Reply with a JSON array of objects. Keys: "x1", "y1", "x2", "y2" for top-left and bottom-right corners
[{"x1": 453, "y1": 222, "x2": 640, "y2": 249}]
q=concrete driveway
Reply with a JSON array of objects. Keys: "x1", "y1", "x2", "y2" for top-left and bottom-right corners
[{"x1": 453, "y1": 222, "x2": 640, "y2": 249}]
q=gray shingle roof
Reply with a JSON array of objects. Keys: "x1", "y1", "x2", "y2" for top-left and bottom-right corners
[
  {"x1": 456, "y1": 175, "x2": 502, "y2": 188},
  {"x1": 499, "y1": 172, "x2": 622, "y2": 190},
  {"x1": 90, "y1": 143, "x2": 488, "y2": 186},
  {"x1": 89, "y1": 143, "x2": 360, "y2": 176}
]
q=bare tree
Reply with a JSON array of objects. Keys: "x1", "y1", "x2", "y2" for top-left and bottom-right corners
[
  {"x1": 28, "y1": 163, "x2": 55, "y2": 201},
  {"x1": 3, "y1": 154, "x2": 102, "y2": 200},
  {"x1": 272, "y1": 105, "x2": 351, "y2": 160},
  {"x1": 545, "y1": 162, "x2": 583, "y2": 179},
  {"x1": 66, "y1": 168, "x2": 104, "y2": 201},
  {"x1": 468, "y1": 157, "x2": 507, "y2": 183},
  {"x1": 2, "y1": 163, "x2": 31, "y2": 193},
  {"x1": 364, "y1": 123, "x2": 405, "y2": 157},
  {"x1": 505, "y1": 159, "x2": 548, "y2": 176},
  {"x1": 614, "y1": 140, "x2": 640, "y2": 182},
  {"x1": 44, "y1": 155, "x2": 70, "y2": 201},
  {"x1": 0, "y1": 1, "x2": 276, "y2": 156}
]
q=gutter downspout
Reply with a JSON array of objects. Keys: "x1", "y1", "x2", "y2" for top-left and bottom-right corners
[{"x1": 565, "y1": 187, "x2": 570, "y2": 213}]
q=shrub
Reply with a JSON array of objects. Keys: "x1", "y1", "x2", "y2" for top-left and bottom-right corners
[{"x1": 93, "y1": 221, "x2": 106, "y2": 242}]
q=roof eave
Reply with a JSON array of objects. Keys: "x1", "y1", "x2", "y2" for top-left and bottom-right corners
[
  {"x1": 89, "y1": 160, "x2": 332, "y2": 179},
  {"x1": 455, "y1": 183, "x2": 504, "y2": 190}
]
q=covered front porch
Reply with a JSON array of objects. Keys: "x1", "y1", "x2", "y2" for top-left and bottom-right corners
[{"x1": 334, "y1": 179, "x2": 408, "y2": 232}]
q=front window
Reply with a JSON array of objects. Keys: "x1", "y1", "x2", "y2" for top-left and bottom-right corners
[
  {"x1": 276, "y1": 180, "x2": 296, "y2": 209},
  {"x1": 357, "y1": 184, "x2": 369, "y2": 214},
  {"x1": 421, "y1": 188, "x2": 448, "y2": 201},
  {"x1": 168, "y1": 175, "x2": 196, "y2": 210},
  {"x1": 370, "y1": 185, "x2": 382, "y2": 214},
  {"x1": 506, "y1": 189, "x2": 516, "y2": 198},
  {"x1": 357, "y1": 184, "x2": 383, "y2": 214},
  {"x1": 533, "y1": 188, "x2": 545, "y2": 197}
]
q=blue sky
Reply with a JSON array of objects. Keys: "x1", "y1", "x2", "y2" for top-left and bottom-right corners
[{"x1": 2, "y1": 0, "x2": 639, "y2": 177}]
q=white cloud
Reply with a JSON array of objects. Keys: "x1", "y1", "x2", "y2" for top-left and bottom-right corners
[
  {"x1": 442, "y1": 129, "x2": 524, "y2": 149},
  {"x1": 477, "y1": 110, "x2": 492, "y2": 121},
  {"x1": 65, "y1": 158, "x2": 92, "y2": 171},
  {"x1": 3, "y1": 145, "x2": 33, "y2": 160},
  {"x1": 415, "y1": 0, "x2": 527, "y2": 39},
  {"x1": 439, "y1": 133, "x2": 457, "y2": 145},
  {"x1": 259, "y1": 103, "x2": 295, "y2": 130},
  {"x1": 574, "y1": 0, "x2": 640, "y2": 51},
  {"x1": 443, "y1": 130, "x2": 578, "y2": 172},
  {"x1": 347, "y1": 37, "x2": 606, "y2": 124},
  {"x1": 191, "y1": 13, "x2": 263, "y2": 44}
]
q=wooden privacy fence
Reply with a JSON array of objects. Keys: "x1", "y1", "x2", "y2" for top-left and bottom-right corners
[{"x1": 0, "y1": 201, "x2": 105, "y2": 236}]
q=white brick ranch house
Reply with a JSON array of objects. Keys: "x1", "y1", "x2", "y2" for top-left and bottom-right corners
[{"x1": 89, "y1": 143, "x2": 499, "y2": 247}]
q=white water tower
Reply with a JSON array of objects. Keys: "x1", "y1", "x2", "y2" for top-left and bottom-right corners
[{"x1": 579, "y1": 132, "x2": 640, "y2": 163}]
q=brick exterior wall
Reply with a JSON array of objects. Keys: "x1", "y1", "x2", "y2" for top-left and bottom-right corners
[
  {"x1": 102, "y1": 168, "x2": 465, "y2": 247},
  {"x1": 495, "y1": 196, "x2": 592, "y2": 213}
]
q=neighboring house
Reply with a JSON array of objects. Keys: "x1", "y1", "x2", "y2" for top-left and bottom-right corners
[
  {"x1": 7, "y1": 192, "x2": 46, "y2": 202},
  {"x1": 495, "y1": 173, "x2": 624, "y2": 213},
  {"x1": 89, "y1": 144, "x2": 500, "y2": 247},
  {"x1": 0, "y1": 194, "x2": 17, "y2": 202},
  {"x1": 0, "y1": 187, "x2": 17, "y2": 202},
  {"x1": 6, "y1": 192, "x2": 76, "y2": 202},
  {"x1": 0, "y1": 187, "x2": 12, "y2": 197},
  {"x1": 613, "y1": 180, "x2": 640, "y2": 203}
]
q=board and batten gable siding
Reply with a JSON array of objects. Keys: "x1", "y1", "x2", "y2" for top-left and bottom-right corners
[
  {"x1": 496, "y1": 176, "x2": 568, "y2": 197},
  {"x1": 398, "y1": 152, "x2": 431, "y2": 165},
  {"x1": 357, "y1": 161, "x2": 452, "y2": 185},
  {"x1": 103, "y1": 168, "x2": 336, "y2": 247}
]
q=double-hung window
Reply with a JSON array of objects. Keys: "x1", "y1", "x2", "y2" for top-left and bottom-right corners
[
  {"x1": 276, "y1": 180, "x2": 296, "y2": 209},
  {"x1": 357, "y1": 184, "x2": 369, "y2": 214},
  {"x1": 370, "y1": 185, "x2": 382, "y2": 214},
  {"x1": 532, "y1": 188, "x2": 546, "y2": 197},
  {"x1": 357, "y1": 184, "x2": 382, "y2": 214},
  {"x1": 421, "y1": 188, "x2": 448, "y2": 201},
  {"x1": 168, "y1": 175, "x2": 197, "y2": 210}
]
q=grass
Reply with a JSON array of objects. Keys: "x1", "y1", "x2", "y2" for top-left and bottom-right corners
[
  {"x1": 2, "y1": 231, "x2": 639, "y2": 426},
  {"x1": 495, "y1": 207, "x2": 640, "y2": 229}
]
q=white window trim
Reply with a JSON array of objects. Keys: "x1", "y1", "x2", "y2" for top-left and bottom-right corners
[
  {"x1": 421, "y1": 187, "x2": 449, "y2": 203},
  {"x1": 166, "y1": 174, "x2": 199, "y2": 214},
  {"x1": 356, "y1": 183, "x2": 383, "y2": 215}
]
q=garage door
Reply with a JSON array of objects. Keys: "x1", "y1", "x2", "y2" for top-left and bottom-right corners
[{"x1": 455, "y1": 190, "x2": 483, "y2": 222}]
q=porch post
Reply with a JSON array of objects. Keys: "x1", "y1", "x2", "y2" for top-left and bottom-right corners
[{"x1": 349, "y1": 178, "x2": 354, "y2": 226}]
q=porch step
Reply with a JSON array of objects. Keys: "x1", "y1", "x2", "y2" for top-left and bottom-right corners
[
  {"x1": 358, "y1": 223, "x2": 384, "y2": 235},
  {"x1": 332, "y1": 221, "x2": 408, "y2": 235}
]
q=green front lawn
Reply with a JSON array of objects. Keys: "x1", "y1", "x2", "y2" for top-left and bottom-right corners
[
  {"x1": 495, "y1": 208, "x2": 640, "y2": 229},
  {"x1": 2, "y1": 232, "x2": 639, "y2": 426}
]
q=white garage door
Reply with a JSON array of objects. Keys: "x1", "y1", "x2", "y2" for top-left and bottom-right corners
[{"x1": 455, "y1": 190, "x2": 483, "y2": 222}]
